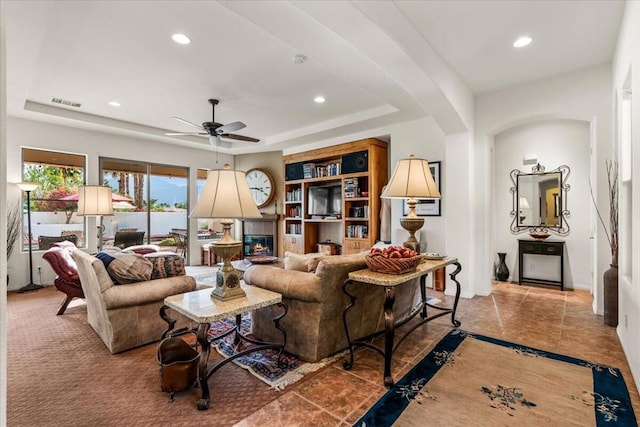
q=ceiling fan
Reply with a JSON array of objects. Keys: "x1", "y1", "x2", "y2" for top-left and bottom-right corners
[{"x1": 165, "y1": 98, "x2": 260, "y2": 147}]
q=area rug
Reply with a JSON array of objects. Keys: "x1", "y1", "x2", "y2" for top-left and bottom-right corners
[
  {"x1": 356, "y1": 329, "x2": 637, "y2": 426},
  {"x1": 207, "y1": 315, "x2": 345, "y2": 391}
]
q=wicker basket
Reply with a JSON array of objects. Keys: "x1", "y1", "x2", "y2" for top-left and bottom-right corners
[{"x1": 365, "y1": 254, "x2": 422, "y2": 274}]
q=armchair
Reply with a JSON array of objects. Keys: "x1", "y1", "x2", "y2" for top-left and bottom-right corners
[
  {"x1": 42, "y1": 245, "x2": 84, "y2": 315},
  {"x1": 71, "y1": 249, "x2": 196, "y2": 353}
]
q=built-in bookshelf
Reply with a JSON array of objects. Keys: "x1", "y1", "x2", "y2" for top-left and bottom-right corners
[{"x1": 282, "y1": 138, "x2": 388, "y2": 255}]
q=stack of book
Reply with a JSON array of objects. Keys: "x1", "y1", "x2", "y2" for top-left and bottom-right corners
[
  {"x1": 344, "y1": 178, "x2": 359, "y2": 198},
  {"x1": 303, "y1": 163, "x2": 315, "y2": 178}
]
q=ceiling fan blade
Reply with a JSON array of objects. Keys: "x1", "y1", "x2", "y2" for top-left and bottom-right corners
[
  {"x1": 165, "y1": 132, "x2": 208, "y2": 136},
  {"x1": 220, "y1": 133, "x2": 260, "y2": 143},
  {"x1": 172, "y1": 117, "x2": 204, "y2": 130},
  {"x1": 215, "y1": 121, "x2": 246, "y2": 135},
  {"x1": 208, "y1": 134, "x2": 232, "y2": 148}
]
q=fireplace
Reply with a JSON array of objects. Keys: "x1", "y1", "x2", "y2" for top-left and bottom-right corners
[
  {"x1": 244, "y1": 235, "x2": 274, "y2": 256},
  {"x1": 241, "y1": 214, "x2": 278, "y2": 258}
]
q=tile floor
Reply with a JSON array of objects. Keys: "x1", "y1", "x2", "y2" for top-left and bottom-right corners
[{"x1": 235, "y1": 281, "x2": 640, "y2": 426}]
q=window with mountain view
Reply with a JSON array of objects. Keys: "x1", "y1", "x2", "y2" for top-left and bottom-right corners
[{"x1": 100, "y1": 158, "x2": 188, "y2": 253}]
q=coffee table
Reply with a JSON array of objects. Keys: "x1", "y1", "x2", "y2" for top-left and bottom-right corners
[{"x1": 160, "y1": 284, "x2": 287, "y2": 410}]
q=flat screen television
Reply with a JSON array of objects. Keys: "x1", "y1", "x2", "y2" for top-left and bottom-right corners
[{"x1": 307, "y1": 183, "x2": 342, "y2": 216}]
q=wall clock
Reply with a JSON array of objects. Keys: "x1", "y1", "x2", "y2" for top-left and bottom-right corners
[{"x1": 245, "y1": 168, "x2": 275, "y2": 209}]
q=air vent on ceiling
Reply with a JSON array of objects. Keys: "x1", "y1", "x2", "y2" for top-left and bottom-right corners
[{"x1": 51, "y1": 97, "x2": 82, "y2": 108}]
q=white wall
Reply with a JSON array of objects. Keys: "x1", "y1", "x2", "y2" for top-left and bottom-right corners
[
  {"x1": 475, "y1": 63, "x2": 613, "y2": 305},
  {"x1": 612, "y1": 0, "x2": 640, "y2": 396},
  {"x1": 5, "y1": 117, "x2": 234, "y2": 290},
  {"x1": 1, "y1": 11, "x2": 9, "y2": 426},
  {"x1": 494, "y1": 119, "x2": 591, "y2": 289},
  {"x1": 386, "y1": 118, "x2": 447, "y2": 254}
]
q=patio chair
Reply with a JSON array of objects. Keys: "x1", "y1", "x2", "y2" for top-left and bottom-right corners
[
  {"x1": 113, "y1": 231, "x2": 145, "y2": 249},
  {"x1": 170, "y1": 232, "x2": 187, "y2": 257},
  {"x1": 38, "y1": 235, "x2": 78, "y2": 250},
  {"x1": 61, "y1": 229, "x2": 84, "y2": 247}
]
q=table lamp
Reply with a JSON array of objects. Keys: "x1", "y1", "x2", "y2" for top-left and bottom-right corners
[
  {"x1": 381, "y1": 155, "x2": 441, "y2": 253},
  {"x1": 191, "y1": 164, "x2": 262, "y2": 300},
  {"x1": 16, "y1": 182, "x2": 40, "y2": 293},
  {"x1": 77, "y1": 185, "x2": 114, "y2": 252}
]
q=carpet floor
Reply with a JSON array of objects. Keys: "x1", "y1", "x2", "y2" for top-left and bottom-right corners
[
  {"x1": 6, "y1": 286, "x2": 301, "y2": 427},
  {"x1": 7, "y1": 281, "x2": 640, "y2": 426}
]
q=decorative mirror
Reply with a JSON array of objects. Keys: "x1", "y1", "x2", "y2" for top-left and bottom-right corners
[{"x1": 510, "y1": 163, "x2": 571, "y2": 235}]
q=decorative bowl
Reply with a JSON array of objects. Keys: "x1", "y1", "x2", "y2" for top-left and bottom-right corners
[
  {"x1": 529, "y1": 232, "x2": 551, "y2": 240},
  {"x1": 365, "y1": 254, "x2": 422, "y2": 274}
]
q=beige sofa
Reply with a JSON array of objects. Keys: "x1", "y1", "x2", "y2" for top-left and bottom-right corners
[
  {"x1": 243, "y1": 252, "x2": 419, "y2": 362},
  {"x1": 72, "y1": 250, "x2": 196, "y2": 353}
]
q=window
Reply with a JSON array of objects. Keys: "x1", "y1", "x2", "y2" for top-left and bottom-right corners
[
  {"x1": 100, "y1": 158, "x2": 189, "y2": 249},
  {"x1": 21, "y1": 148, "x2": 86, "y2": 250}
]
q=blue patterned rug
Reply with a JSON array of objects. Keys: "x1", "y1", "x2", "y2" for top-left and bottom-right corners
[
  {"x1": 207, "y1": 315, "x2": 344, "y2": 390},
  {"x1": 356, "y1": 329, "x2": 637, "y2": 426}
]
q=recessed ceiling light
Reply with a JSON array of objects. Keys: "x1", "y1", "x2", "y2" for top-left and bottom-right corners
[
  {"x1": 314, "y1": 96, "x2": 325, "y2": 104},
  {"x1": 108, "y1": 101, "x2": 121, "y2": 107},
  {"x1": 171, "y1": 33, "x2": 191, "y2": 45},
  {"x1": 513, "y1": 36, "x2": 532, "y2": 48}
]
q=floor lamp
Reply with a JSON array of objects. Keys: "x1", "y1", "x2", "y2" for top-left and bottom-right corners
[
  {"x1": 191, "y1": 164, "x2": 262, "y2": 300},
  {"x1": 16, "y1": 182, "x2": 41, "y2": 293},
  {"x1": 381, "y1": 155, "x2": 441, "y2": 253},
  {"x1": 77, "y1": 185, "x2": 114, "y2": 252}
]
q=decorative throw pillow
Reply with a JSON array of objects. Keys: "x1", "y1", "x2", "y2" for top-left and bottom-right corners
[
  {"x1": 95, "y1": 249, "x2": 152, "y2": 285},
  {"x1": 307, "y1": 255, "x2": 330, "y2": 273},
  {"x1": 122, "y1": 244, "x2": 160, "y2": 255},
  {"x1": 144, "y1": 252, "x2": 186, "y2": 279},
  {"x1": 283, "y1": 251, "x2": 328, "y2": 273},
  {"x1": 283, "y1": 252, "x2": 308, "y2": 272}
]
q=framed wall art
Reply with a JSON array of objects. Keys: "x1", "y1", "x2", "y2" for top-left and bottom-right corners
[{"x1": 403, "y1": 160, "x2": 441, "y2": 217}]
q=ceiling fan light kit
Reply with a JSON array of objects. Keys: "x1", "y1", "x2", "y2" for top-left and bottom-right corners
[{"x1": 165, "y1": 98, "x2": 260, "y2": 145}]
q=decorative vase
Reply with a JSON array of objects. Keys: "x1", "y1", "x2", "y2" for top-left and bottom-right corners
[
  {"x1": 496, "y1": 252, "x2": 509, "y2": 282},
  {"x1": 603, "y1": 264, "x2": 618, "y2": 327}
]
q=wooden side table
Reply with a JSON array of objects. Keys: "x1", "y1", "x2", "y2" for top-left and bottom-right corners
[
  {"x1": 518, "y1": 239, "x2": 565, "y2": 290},
  {"x1": 342, "y1": 257, "x2": 462, "y2": 387}
]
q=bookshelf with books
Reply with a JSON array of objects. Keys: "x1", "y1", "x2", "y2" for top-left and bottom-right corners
[
  {"x1": 283, "y1": 181, "x2": 304, "y2": 253},
  {"x1": 282, "y1": 138, "x2": 388, "y2": 255}
]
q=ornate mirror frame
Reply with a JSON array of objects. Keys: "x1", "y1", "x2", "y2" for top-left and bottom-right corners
[{"x1": 509, "y1": 163, "x2": 571, "y2": 235}]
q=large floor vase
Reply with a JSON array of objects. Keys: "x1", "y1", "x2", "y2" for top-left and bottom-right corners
[
  {"x1": 603, "y1": 264, "x2": 618, "y2": 327},
  {"x1": 496, "y1": 252, "x2": 509, "y2": 282}
]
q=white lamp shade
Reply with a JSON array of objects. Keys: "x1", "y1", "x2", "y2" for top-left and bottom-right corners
[
  {"x1": 519, "y1": 196, "x2": 530, "y2": 209},
  {"x1": 77, "y1": 185, "x2": 114, "y2": 216},
  {"x1": 381, "y1": 155, "x2": 441, "y2": 199},
  {"x1": 16, "y1": 182, "x2": 39, "y2": 192},
  {"x1": 190, "y1": 165, "x2": 262, "y2": 219}
]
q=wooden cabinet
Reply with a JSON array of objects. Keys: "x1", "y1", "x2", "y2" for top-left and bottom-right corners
[
  {"x1": 342, "y1": 238, "x2": 369, "y2": 255},
  {"x1": 518, "y1": 239, "x2": 565, "y2": 290},
  {"x1": 283, "y1": 234, "x2": 304, "y2": 254},
  {"x1": 282, "y1": 138, "x2": 388, "y2": 255}
]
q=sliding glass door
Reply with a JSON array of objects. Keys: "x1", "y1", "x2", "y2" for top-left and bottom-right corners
[{"x1": 100, "y1": 158, "x2": 189, "y2": 254}]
